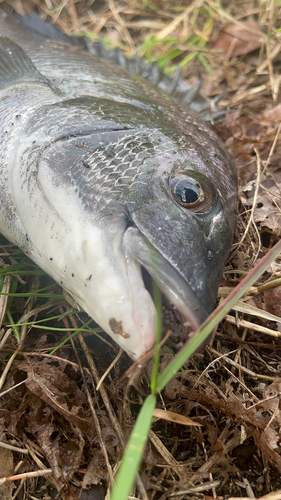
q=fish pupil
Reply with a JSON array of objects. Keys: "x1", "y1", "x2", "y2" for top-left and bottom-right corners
[{"x1": 175, "y1": 180, "x2": 201, "y2": 205}]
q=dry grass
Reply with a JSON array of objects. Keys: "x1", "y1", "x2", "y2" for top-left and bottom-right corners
[{"x1": 1, "y1": 0, "x2": 281, "y2": 499}]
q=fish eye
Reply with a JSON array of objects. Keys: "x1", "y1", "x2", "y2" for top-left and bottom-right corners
[{"x1": 169, "y1": 170, "x2": 217, "y2": 213}]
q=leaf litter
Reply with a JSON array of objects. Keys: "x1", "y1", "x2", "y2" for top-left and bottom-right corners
[{"x1": 0, "y1": 0, "x2": 281, "y2": 499}]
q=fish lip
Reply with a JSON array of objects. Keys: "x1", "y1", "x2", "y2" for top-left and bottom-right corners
[{"x1": 122, "y1": 226, "x2": 209, "y2": 335}]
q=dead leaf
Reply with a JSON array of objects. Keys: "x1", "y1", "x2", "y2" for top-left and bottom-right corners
[
  {"x1": 213, "y1": 20, "x2": 263, "y2": 58},
  {"x1": 261, "y1": 104, "x2": 281, "y2": 123},
  {"x1": 263, "y1": 380, "x2": 281, "y2": 424},
  {"x1": 23, "y1": 360, "x2": 95, "y2": 437},
  {"x1": 242, "y1": 171, "x2": 281, "y2": 236},
  {"x1": 3, "y1": 360, "x2": 97, "y2": 486},
  {"x1": 153, "y1": 408, "x2": 202, "y2": 426},
  {"x1": 257, "y1": 427, "x2": 281, "y2": 472},
  {"x1": 251, "y1": 287, "x2": 281, "y2": 322},
  {"x1": 82, "y1": 452, "x2": 109, "y2": 489},
  {"x1": 25, "y1": 393, "x2": 85, "y2": 484}
]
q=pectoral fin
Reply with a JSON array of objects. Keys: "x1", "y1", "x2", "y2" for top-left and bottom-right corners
[{"x1": 0, "y1": 36, "x2": 49, "y2": 89}]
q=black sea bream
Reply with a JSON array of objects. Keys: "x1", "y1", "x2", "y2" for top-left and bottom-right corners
[{"x1": 0, "y1": 10, "x2": 236, "y2": 359}]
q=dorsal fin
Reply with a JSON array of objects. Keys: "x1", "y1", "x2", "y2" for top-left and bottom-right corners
[
  {"x1": 16, "y1": 13, "x2": 225, "y2": 122},
  {"x1": 16, "y1": 12, "x2": 88, "y2": 49}
]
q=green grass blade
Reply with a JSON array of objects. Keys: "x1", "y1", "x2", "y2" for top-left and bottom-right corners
[
  {"x1": 150, "y1": 281, "x2": 162, "y2": 395},
  {"x1": 49, "y1": 319, "x2": 95, "y2": 354},
  {"x1": 110, "y1": 394, "x2": 156, "y2": 500},
  {"x1": 6, "y1": 310, "x2": 21, "y2": 343},
  {"x1": 0, "y1": 292, "x2": 64, "y2": 299},
  {"x1": 197, "y1": 52, "x2": 213, "y2": 72},
  {"x1": 6, "y1": 276, "x2": 19, "y2": 312},
  {"x1": 6, "y1": 310, "x2": 80, "y2": 328},
  {"x1": 157, "y1": 239, "x2": 281, "y2": 392}
]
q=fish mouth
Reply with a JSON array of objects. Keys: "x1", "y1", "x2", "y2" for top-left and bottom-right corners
[{"x1": 122, "y1": 226, "x2": 209, "y2": 347}]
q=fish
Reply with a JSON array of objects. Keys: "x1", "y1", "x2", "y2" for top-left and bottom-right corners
[{"x1": 0, "y1": 9, "x2": 237, "y2": 360}]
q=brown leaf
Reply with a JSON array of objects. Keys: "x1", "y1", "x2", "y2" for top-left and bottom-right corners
[
  {"x1": 263, "y1": 380, "x2": 281, "y2": 423},
  {"x1": 251, "y1": 288, "x2": 281, "y2": 321},
  {"x1": 261, "y1": 103, "x2": 281, "y2": 123},
  {"x1": 212, "y1": 20, "x2": 263, "y2": 58},
  {"x1": 153, "y1": 408, "x2": 202, "y2": 426},
  {"x1": 242, "y1": 171, "x2": 281, "y2": 236},
  {"x1": 257, "y1": 427, "x2": 281, "y2": 473},
  {"x1": 27, "y1": 397, "x2": 85, "y2": 484},
  {"x1": 7, "y1": 360, "x2": 98, "y2": 485},
  {"x1": 23, "y1": 360, "x2": 95, "y2": 438},
  {"x1": 82, "y1": 453, "x2": 108, "y2": 489}
]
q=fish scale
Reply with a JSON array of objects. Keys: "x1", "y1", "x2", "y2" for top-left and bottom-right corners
[{"x1": 0, "y1": 9, "x2": 237, "y2": 359}]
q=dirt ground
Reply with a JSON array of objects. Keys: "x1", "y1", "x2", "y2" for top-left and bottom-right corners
[{"x1": 0, "y1": 0, "x2": 281, "y2": 499}]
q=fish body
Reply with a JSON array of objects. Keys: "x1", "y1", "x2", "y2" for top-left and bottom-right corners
[{"x1": 0, "y1": 10, "x2": 236, "y2": 359}]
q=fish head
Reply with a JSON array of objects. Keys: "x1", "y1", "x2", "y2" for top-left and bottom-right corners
[{"x1": 12, "y1": 98, "x2": 236, "y2": 360}]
